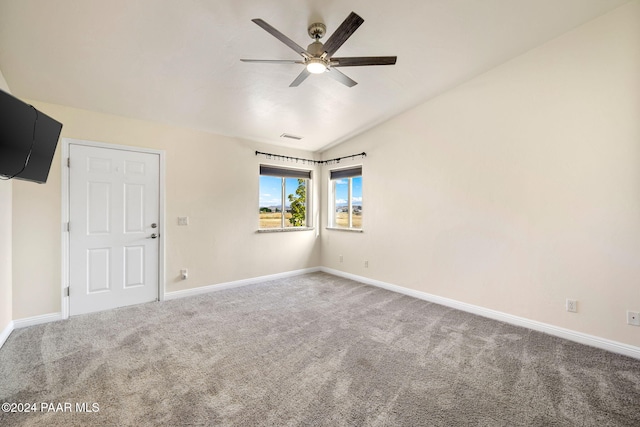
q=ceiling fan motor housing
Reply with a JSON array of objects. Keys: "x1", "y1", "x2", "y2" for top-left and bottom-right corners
[{"x1": 307, "y1": 40, "x2": 325, "y2": 57}]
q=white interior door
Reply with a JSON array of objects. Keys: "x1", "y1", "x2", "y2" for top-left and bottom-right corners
[{"x1": 69, "y1": 144, "x2": 160, "y2": 315}]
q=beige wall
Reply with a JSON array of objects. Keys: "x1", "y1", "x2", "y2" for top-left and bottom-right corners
[
  {"x1": 321, "y1": 2, "x2": 640, "y2": 347},
  {"x1": 12, "y1": 103, "x2": 321, "y2": 318},
  {"x1": 0, "y1": 69, "x2": 13, "y2": 334}
]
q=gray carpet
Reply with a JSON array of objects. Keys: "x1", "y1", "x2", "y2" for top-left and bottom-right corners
[{"x1": 1, "y1": 272, "x2": 639, "y2": 426}]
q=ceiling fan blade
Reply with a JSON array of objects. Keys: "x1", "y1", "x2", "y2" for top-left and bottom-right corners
[
  {"x1": 241, "y1": 59, "x2": 304, "y2": 64},
  {"x1": 331, "y1": 56, "x2": 397, "y2": 67},
  {"x1": 252, "y1": 19, "x2": 310, "y2": 58},
  {"x1": 322, "y1": 12, "x2": 364, "y2": 57},
  {"x1": 290, "y1": 69, "x2": 311, "y2": 87},
  {"x1": 326, "y1": 68, "x2": 358, "y2": 87}
]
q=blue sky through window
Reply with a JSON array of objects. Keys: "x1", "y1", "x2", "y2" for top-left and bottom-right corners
[
  {"x1": 335, "y1": 176, "x2": 362, "y2": 207},
  {"x1": 259, "y1": 176, "x2": 305, "y2": 208},
  {"x1": 259, "y1": 175, "x2": 281, "y2": 208}
]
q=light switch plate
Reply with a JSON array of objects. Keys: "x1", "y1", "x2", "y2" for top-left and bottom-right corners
[{"x1": 178, "y1": 216, "x2": 189, "y2": 226}]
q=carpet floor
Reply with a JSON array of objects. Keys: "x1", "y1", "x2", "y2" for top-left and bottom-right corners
[{"x1": 1, "y1": 272, "x2": 639, "y2": 426}]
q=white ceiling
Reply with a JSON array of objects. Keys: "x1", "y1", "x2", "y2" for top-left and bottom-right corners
[{"x1": 0, "y1": 0, "x2": 629, "y2": 152}]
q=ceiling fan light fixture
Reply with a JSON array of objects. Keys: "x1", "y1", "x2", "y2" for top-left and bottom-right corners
[{"x1": 306, "y1": 59, "x2": 327, "y2": 74}]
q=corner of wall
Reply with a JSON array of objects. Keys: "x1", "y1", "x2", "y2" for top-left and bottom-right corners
[{"x1": 0, "y1": 68, "x2": 14, "y2": 348}]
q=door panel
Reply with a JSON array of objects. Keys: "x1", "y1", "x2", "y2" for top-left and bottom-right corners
[
  {"x1": 124, "y1": 245, "x2": 145, "y2": 288},
  {"x1": 87, "y1": 248, "x2": 110, "y2": 293},
  {"x1": 87, "y1": 182, "x2": 111, "y2": 234},
  {"x1": 124, "y1": 183, "x2": 145, "y2": 233},
  {"x1": 69, "y1": 144, "x2": 159, "y2": 315}
]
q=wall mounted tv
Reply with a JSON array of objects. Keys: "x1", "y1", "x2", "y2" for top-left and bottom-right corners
[{"x1": 0, "y1": 89, "x2": 63, "y2": 184}]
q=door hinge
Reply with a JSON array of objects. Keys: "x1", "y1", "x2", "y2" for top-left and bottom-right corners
[
  {"x1": 65, "y1": 286, "x2": 70, "y2": 297},
  {"x1": 67, "y1": 158, "x2": 70, "y2": 168},
  {"x1": 66, "y1": 222, "x2": 70, "y2": 232}
]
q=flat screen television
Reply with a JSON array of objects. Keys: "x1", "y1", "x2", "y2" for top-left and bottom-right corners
[{"x1": 0, "y1": 89, "x2": 63, "y2": 184}]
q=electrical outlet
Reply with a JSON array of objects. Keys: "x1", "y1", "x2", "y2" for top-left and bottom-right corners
[
  {"x1": 627, "y1": 311, "x2": 640, "y2": 326},
  {"x1": 339, "y1": 255, "x2": 343, "y2": 263},
  {"x1": 566, "y1": 299, "x2": 577, "y2": 313},
  {"x1": 178, "y1": 216, "x2": 189, "y2": 226},
  {"x1": 180, "y1": 269, "x2": 188, "y2": 280},
  {"x1": 364, "y1": 260, "x2": 369, "y2": 268}
]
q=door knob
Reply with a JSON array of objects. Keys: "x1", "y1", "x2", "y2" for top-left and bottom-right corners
[
  {"x1": 150, "y1": 233, "x2": 158, "y2": 239},
  {"x1": 151, "y1": 223, "x2": 157, "y2": 228}
]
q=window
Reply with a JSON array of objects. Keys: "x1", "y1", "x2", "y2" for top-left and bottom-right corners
[
  {"x1": 259, "y1": 165, "x2": 310, "y2": 230},
  {"x1": 329, "y1": 166, "x2": 362, "y2": 230}
]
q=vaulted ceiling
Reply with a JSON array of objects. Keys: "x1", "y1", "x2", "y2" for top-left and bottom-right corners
[{"x1": 0, "y1": 0, "x2": 629, "y2": 152}]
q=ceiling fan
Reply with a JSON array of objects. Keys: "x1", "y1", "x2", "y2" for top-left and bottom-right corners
[{"x1": 241, "y1": 11, "x2": 397, "y2": 87}]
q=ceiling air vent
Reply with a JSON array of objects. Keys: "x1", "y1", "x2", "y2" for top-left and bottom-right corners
[{"x1": 280, "y1": 133, "x2": 303, "y2": 140}]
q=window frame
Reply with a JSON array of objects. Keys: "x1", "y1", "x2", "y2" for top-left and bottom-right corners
[
  {"x1": 328, "y1": 166, "x2": 363, "y2": 232},
  {"x1": 258, "y1": 165, "x2": 312, "y2": 231}
]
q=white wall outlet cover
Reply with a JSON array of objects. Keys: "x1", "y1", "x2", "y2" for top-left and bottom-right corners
[
  {"x1": 178, "y1": 217, "x2": 189, "y2": 226},
  {"x1": 627, "y1": 311, "x2": 640, "y2": 326}
]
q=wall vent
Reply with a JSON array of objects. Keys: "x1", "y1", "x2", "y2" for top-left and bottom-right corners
[{"x1": 280, "y1": 133, "x2": 303, "y2": 140}]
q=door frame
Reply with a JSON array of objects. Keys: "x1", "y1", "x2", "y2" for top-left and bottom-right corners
[{"x1": 61, "y1": 138, "x2": 166, "y2": 319}]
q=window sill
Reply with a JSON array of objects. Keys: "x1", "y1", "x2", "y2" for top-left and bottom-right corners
[
  {"x1": 257, "y1": 227, "x2": 315, "y2": 233},
  {"x1": 325, "y1": 227, "x2": 363, "y2": 233}
]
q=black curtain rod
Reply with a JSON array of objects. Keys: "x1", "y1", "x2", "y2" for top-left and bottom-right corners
[{"x1": 255, "y1": 150, "x2": 366, "y2": 166}]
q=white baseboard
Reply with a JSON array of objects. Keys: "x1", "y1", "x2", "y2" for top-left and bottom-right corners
[
  {"x1": 320, "y1": 267, "x2": 640, "y2": 360},
  {"x1": 13, "y1": 312, "x2": 63, "y2": 329},
  {"x1": 0, "y1": 320, "x2": 14, "y2": 349},
  {"x1": 0, "y1": 313, "x2": 63, "y2": 351},
  {"x1": 164, "y1": 267, "x2": 321, "y2": 301}
]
